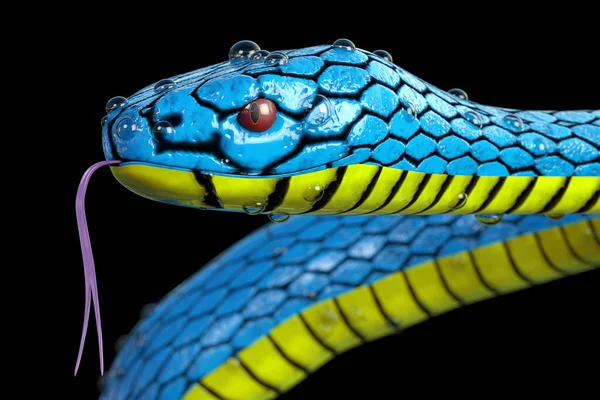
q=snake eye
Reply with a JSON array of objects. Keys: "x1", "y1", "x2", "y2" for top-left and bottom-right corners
[{"x1": 237, "y1": 98, "x2": 277, "y2": 132}]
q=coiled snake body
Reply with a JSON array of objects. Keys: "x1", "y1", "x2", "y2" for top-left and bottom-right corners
[{"x1": 76, "y1": 41, "x2": 600, "y2": 399}]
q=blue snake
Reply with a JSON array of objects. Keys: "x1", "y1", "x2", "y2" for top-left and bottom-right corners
[{"x1": 75, "y1": 40, "x2": 600, "y2": 400}]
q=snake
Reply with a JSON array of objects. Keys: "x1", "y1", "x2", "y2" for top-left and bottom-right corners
[{"x1": 75, "y1": 39, "x2": 600, "y2": 400}]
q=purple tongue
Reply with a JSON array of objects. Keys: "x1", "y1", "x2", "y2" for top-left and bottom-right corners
[{"x1": 75, "y1": 160, "x2": 121, "y2": 376}]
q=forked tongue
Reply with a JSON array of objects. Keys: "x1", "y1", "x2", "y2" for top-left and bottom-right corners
[{"x1": 75, "y1": 160, "x2": 121, "y2": 376}]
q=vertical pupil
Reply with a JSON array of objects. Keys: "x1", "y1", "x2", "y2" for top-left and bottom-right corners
[{"x1": 250, "y1": 102, "x2": 260, "y2": 124}]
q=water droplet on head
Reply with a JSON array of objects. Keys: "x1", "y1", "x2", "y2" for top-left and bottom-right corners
[
  {"x1": 221, "y1": 158, "x2": 230, "y2": 164},
  {"x1": 116, "y1": 118, "x2": 140, "y2": 140},
  {"x1": 264, "y1": 51, "x2": 289, "y2": 65},
  {"x1": 373, "y1": 49, "x2": 393, "y2": 62},
  {"x1": 268, "y1": 213, "x2": 290, "y2": 223},
  {"x1": 303, "y1": 184, "x2": 325, "y2": 202},
  {"x1": 333, "y1": 38, "x2": 356, "y2": 50},
  {"x1": 502, "y1": 114, "x2": 525, "y2": 131},
  {"x1": 546, "y1": 213, "x2": 565, "y2": 220},
  {"x1": 302, "y1": 94, "x2": 334, "y2": 129},
  {"x1": 449, "y1": 193, "x2": 468, "y2": 210},
  {"x1": 250, "y1": 50, "x2": 270, "y2": 61},
  {"x1": 152, "y1": 121, "x2": 175, "y2": 142},
  {"x1": 464, "y1": 111, "x2": 483, "y2": 129},
  {"x1": 476, "y1": 214, "x2": 503, "y2": 226},
  {"x1": 154, "y1": 79, "x2": 176, "y2": 93},
  {"x1": 106, "y1": 96, "x2": 128, "y2": 113},
  {"x1": 228, "y1": 40, "x2": 260, "y2": 59},
  {"x1": 242, "y1": 202, "x2": 265, "y2": 215},
  {"x1": 448, "y1": 88, "x2": 469, "y2": 100},
  {"x1": 404, "y1": 102, "x2": 418, "y2": 120},
  {"x1": 101, "y1": 116, "x2": 107, "y2": 127}
]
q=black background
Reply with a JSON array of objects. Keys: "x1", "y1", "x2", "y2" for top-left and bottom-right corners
[{"x1": 54, "y1": 11, "x2": 600, "y2": 399}]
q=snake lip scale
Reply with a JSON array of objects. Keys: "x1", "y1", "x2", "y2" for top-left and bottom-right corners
[{"x1": 75, "y1": 40, "x2": 599, "y2": 400}]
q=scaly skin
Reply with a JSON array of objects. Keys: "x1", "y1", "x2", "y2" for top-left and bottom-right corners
[{"x1": 91, "y1": 43, "x2": 599, "y2": 399}]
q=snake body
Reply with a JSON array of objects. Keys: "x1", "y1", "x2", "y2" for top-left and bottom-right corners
[{"x1": 85, "y1": 41, "x2": 599, "y2": 399}]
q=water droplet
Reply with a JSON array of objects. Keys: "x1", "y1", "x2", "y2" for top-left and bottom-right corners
[
  {"x1": 320, "y1": 309, "x2": 338, "y2": 322},
  {"x1": 476, "y1": 214, "x2": 503, "y2": 226},
  {"x1": 449, "y1": 193, "x2": 468, "y2": 210},
  {"x1": 404, "y1": 102, "x2": 418, "y2": 120},
  {"x1": 268, "y1": 213, "x2": 290, "y2": 223},
  {"x1": 101, "y1": 116, "x2": 107, "y2": 127},
  {"x1": 333, "y1": 38, "x2": 356, "y2": 50},
  {"x1": 116, "y1": 118, "x2": 140, "y2": 140},
  {"x1": 502, "y1": 114, "x2": 525, "y2": 131},
  {"x1": 373, "y1": 49, "x2": 393, "y2": 62},
  {"x1": 448, "y1": 88, "x2": 468, "y2": 100},
  {"x1": 228, "y1": 40, "x2": 260, "y2": 59},
  {"x1": 140, "y1": 303, "x2": 156, "y2": 318},
  {"x1": 303, "y1": 185, "x2": 325, "y2": 202},
  {"x1": 114, "y1": 367, "x2": 125, "y2": 377},
  {"x1": 242, "y1": 202, "x2": 265, "y2": 215},
  {"x1": 464, "y1": 110, "x2": 483, "y2": 129},
  {"x1": 264, "y1": 51, "x2": 289, "y2": 65},
  {"x1": 221, "y1": 158, "x2": 230, "y2": 164},
  {"x1": 302, "y1": 94, "x2": 334, "y2": 129},
  {"x1": 106, "y1": 96, "x2": 128, "y2": 113},
  {"x1": 154, "y1": 78, "x2": 176, "y2": 93},
  {"x1": 546, "y1": 213, "x2": 565, "y2": 220},
  {"x1": 308, "y1": 292, "x2": 317, "y2": 299},
  {"x1": 250, "y1": 50, "x2": 270, "y2": 60},
  {"x1": 152, "y1": 121, "x2": 175, "y2": 142}
]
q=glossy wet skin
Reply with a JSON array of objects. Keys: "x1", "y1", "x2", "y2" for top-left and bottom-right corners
[{"x1": 102, "y1": 41, "x2": 599, "y2": 179}]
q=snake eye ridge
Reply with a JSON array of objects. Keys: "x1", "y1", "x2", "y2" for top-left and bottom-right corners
[{"x1": 238, "y1": 98, "x2": 276, "y2": 132}]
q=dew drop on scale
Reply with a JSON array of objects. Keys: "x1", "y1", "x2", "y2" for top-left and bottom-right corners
[
  {"x1": 154, "y1": 79, "x2": 176, "y2": 93},
  {"x1": 448, "y1": 88, "x2": 468, "y2": 100},
  {"x1": 228, "y1": 40, "x2": 261, "y2": 59},
  {"x1": 106, "y1": 96, "x2": 128, "y2": 113},
  {"x1": 333, "y1": 38, "x2": 356, "y2": 50},
  {"x1": 269, "y1": 213, "x2": 290, "y2": 223},
  {"x1": 476, "y1": 214, "x2": 503, "y2": 226},
  {"x1": 243, "y1": 203, "x2": 266, "y2": 215}
]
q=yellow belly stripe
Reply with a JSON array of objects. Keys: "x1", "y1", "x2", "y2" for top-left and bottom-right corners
[
  {"x1": 437, "y1": 252, "x2": 496, "y2": 303},
  {"x1": 300, "y1": 299, "x2": 362, "y2": 353},
  {"x1": 269, "y1": 316, "x2": 333, "y2": 372},
  {"x1": 478, "y1": 176, "x2": 534, "y2": 214},
  {"x1": 335, "y1": 286, "x2": 396, "y2": 341},
  {"x1": 201, "y1": 358, "x2": 277, "y2": 400},
  {"x1": 505, "y1": 234, "x2": 564, "y2": 283},
  {"x1": 404, "y1": 261, "x2": 461, "y2": 315},
  {"x1": 237, "y1": 337, "x2": 306, "y2": 392},
  {"x1": 401, "y1": 173, "x2": 449, "y2": 214},
  {"x1": 316, "y1": 164, "x2": 379, "y2": 214},
  {"x1": 374, "y1": 170, "x2": 426, "y2": 214},
  {"x1": 345, "y1": 167, "x2": 403, "y2": 215},
  {"x1": 111, "y1": 164, "x2": 600, "y2": 215},
  {"x1": 370, "y1": 272, "x2": 429, "y2": 328},
  {"x1": 182, "y1": 384, "x2": 220, "y2": 400},
  {"x1": 182, "y1": 217, "x2": 599, "y2": 400}
]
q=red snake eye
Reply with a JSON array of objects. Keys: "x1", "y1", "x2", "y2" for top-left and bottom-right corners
[{"x1": 237, "y1": 98, "x2": 277, "y2": 132}]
